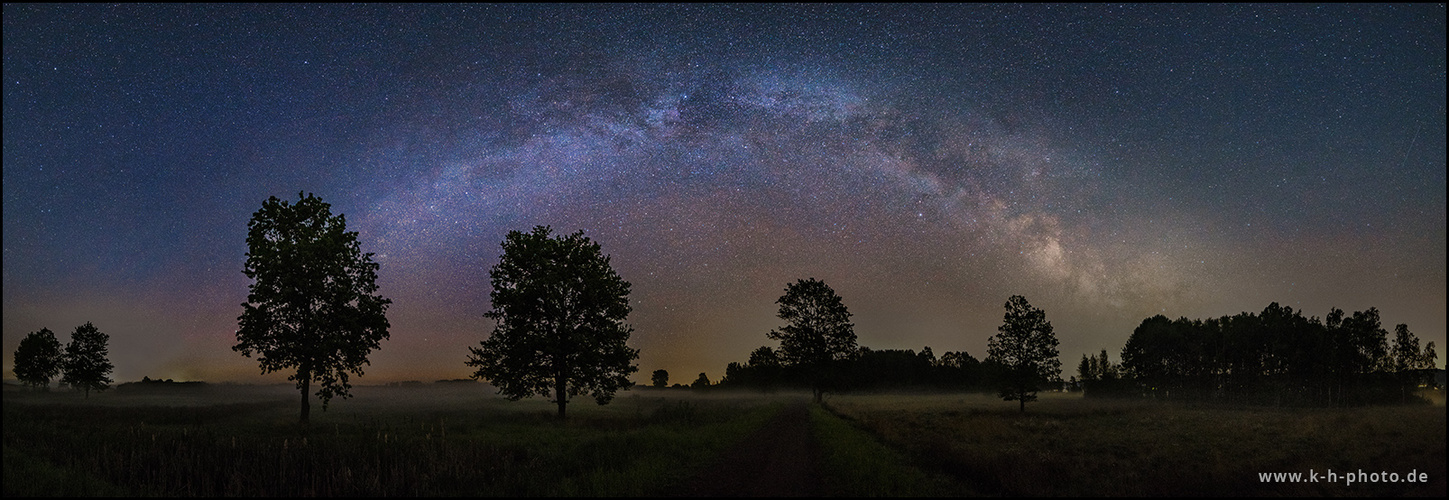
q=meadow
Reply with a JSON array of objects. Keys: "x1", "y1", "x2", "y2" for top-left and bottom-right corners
[
  {"x1": 3, "y1": 383, "x2": 798, "y2": 496},
  {"x1": 4, "y1": 382, "x2": 1444, "y2": 496},
  {"x1": 823, "y1": 391, "x2": 1447, "y2": 496}
]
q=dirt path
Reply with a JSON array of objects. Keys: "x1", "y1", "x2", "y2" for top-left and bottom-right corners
[{"x1": 669, "y1": 399, "x2": 825, "y2": 497}]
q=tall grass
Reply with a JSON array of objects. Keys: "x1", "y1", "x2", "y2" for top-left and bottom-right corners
[
  {"x1": 826, "y1": 391, "x2": 1447, "y2": 496},
  {"x1": 11, "y1": 385, "x2": 1441, "y2": 496},
  {"x1": 3, "y1": 388, "x2": 789, "y2": 496},
  {"x1": 2, "y1": 444, "x2": 128, "y2": 497},
  {"x1": 809, "y1": 403, "x2": 970, "y2": 496}
]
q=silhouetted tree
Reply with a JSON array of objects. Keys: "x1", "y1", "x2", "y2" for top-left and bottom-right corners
[
  {"x1": 1077, "y1": 349, "x2": 1128, "y2": 397},
  {"x1": 747, "y1": 346, "x2": 782, "y2": 385},
  {"x1": 1120, "y1": 315, "x2": 1177, "y2": 397},
  {"x1": 766, "y1": 278, "x2": 859, "y2": 403},
  {"x1": 13, "y1": 328, "x2": 63, "y2": 391},
  {"x1": 938, "y1": 351, "x2": 976, "y2": 368},
  {"x1": 1423, "y1": 342, "x2": 1439, "y2": 373},
  {"x1": 986, "y1": 295, "x2": 1061, "y2": 411},
  {"x1": 467, "y1": 226, "x2": 638, "y2": 419},
  {"x1": 938, "y1": 350, "x2": 983, "y2": 390},
  {"x1": 938, "y1": 349, "x2": 985, "y2": 388},
  {"x1": 1097, "y1": 349, "x2": 1120, "y2": 380},
  {"x1": 1421, "y1": 341, "x2": 1441, "y2": 391},
  {"x1": 235, "y1": 192, "x2": 392, "y2": 424},
  {"x1": 1392, "y1": 324, "x2": 1438, "y2": 399},
  {"x1": 749, "y1": 346, "x2": 782, "y2": 367},
  {"x1": 652, "y1": 369, "x2": 669, "y2": 388},
  {"x1": 1392, "y1": 324, "x2": 1431, "y2": 373},
  {"x1": 61, "y1": 322, "x2": 113, "y2": 398},
  {"x1": 1339, "y1": 307, "x2": 1390, "y2": 374},
  {"x1": 692, "y1": 372, "x2": 711, "y2": 389},
  {"x1": 723, "y1": 362, "x2": 745, "y2": 385}
]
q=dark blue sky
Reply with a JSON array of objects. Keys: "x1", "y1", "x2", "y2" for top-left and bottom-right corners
[{"x1": 4, "y1": 4, "x2": 1444, "y2": 383}]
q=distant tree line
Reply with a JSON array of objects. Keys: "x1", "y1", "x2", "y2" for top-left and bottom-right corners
[
  {"x1": 1107, "y1": 302, "x2": 1438, "y2": 405},
  {"x1": 714, "y1": 278, "x2": 1005, "y2": 400},
  {"x1": 711, "y1": 292, "x2": 1063, "y2": 412},
  {"x1": 698, "y1": 296, "x2": 1441, "y2": 409},
  {"x1": 718, "y1": 345, "x2": 1008, "y2": 393},
  {"x1": 1072, "y1": 349, "x2": 1128, "y2": 395},
  {"x1": 115, "y1": 377, "x2": 208, "y2": 392}
]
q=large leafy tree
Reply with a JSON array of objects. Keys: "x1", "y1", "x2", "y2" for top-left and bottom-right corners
[
  {"x1": 61, "y1": 322, "x2": 113, "y2": 398},
  {"x1": 467, "y1": 226, "x2": 638, "y2": 419},
  {"x1": 652, "y1": 369, "x2": 669, "y2": 388},
  {"x1": 235, "y1": 192, "x2": 392, "y2": 424},
  {"x1": 767, "y1": 278, "x2": 858, "y2": 403},
  {"x1": 986, "y1": 295, "x2": 1061, "y2": 411},
  {"x1": 13, "y1": 327, "x2": 64, "y2": 390}
]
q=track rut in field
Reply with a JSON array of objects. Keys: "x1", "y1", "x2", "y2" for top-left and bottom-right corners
[{"x1": 670, "y1": 399, "x2": 824, "y2": 497}]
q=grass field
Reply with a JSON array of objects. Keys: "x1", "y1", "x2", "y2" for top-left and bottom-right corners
[
  {"x1": 823, "y1": 390, "x2": 1447, "y2": 496},
  {"x1": 3, "y1": 384, "x2": 792, "y2": 496},
  {"x1": 5, "y1": 383, "x2": 1445, "y2": 496}
]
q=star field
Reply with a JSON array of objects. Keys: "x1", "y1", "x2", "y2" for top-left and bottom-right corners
[{"x1": 4, "y1": 4, "x2": 1444, "y2": 384}]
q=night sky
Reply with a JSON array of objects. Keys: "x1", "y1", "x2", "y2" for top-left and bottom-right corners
[{"x1": 4, "y1": 4, "x2": 1445, "y2": 386}]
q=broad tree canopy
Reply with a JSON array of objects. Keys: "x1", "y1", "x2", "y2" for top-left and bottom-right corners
[
  {"x1": 767, "y1": 277, "x2": 858, "y2": 402},
  {"x1": 61, "y1": 322, "x2": 114, "y2": 398},
  {"x1": 467, "y1": 225, "x2": 638, "y2": 418},
  {"x1": 987, "y1": 295, "x2": 1061, "y2": 411},
  {"x1": 235, "y1": 192, "x2": 391, "y2": 424},
  {"x1": 14, "y1": 327, "x2": 63, "y2": 390}
]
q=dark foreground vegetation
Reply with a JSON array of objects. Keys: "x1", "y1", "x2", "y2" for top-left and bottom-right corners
[
  {"x1": 5, "y1": 382, "x2": 1444, "y2": 497},
  {"x1": 3, "y1": 383, "x2": 790, "y2": 496},
  {"x1": 825, "y1": 391, "x2": 1446, "y2": 496}
]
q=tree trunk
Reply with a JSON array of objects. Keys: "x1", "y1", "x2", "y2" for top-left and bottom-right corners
[
  {"x1": 1019, "y1": 391, "x2": 1026, "y2": 412},
  {"x1": 300, "y1": 376, "x2": 311, "y2": 425},
  {"x1": 555, "y1": 376, "x2": 568, "y2": 419}
]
